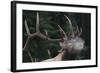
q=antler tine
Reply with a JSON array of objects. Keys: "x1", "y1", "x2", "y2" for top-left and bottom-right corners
[
  {"x1": 64, "y1": 15, "x2": 74, "y2": 37},
  {"x1": 36, "y1": 12, "x2": 40, "y2": 32},
  {"x1": 78, "y1": 27, "x2": 82, "y2": 36},
  {"x1": 45, "y1": 29, "x2": 48, "y2": 37},
  {"x1": 25, "y1": 20, "x2": 31, "y2": 36},
  {"x1": 23, "y1": 37, "x2": 30, "y2": 51},
  {"x1": 76, "y1": 25, "x2": 79, "y2": 33},
  {"x1": 57, "y1": 24, "x2": 67, "y2": 38},
  {"x1": 44, "y1": 29, "x2": 50, "y2": 40},
  {"x1": 48, "y1": 38, "x2": 61, "y2": 42}
]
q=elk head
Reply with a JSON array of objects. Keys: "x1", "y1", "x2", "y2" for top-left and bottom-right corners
[{"x1": 57, "y1": 15, "x2": 85, "y2": 53}]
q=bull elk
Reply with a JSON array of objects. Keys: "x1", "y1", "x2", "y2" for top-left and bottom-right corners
[{"x1": 24, "y1": 12, "x2": 85, "y2": 62}]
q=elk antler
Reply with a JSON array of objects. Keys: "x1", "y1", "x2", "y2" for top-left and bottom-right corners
[
  {"x1": 64, "y1": 15, "x2": 74, "y2": 37},
  {"x1": 36, "y1": 12, "x2": 40, "y2": 32},
  {"x1": 57, "y1": 24, "x2": 67, "y2": 38},
  {"x1": 77, "y1": 27, "x2": 82, "y2": 36},
  {"x1": 64, "y1": 15, "x2": 83, "y2": 37},
  {"x1": 44, "y1": 29, "x2": 61, "y2": 41},
  {"x1": 73, "y1": 25, "x2": 82, "y2": 37},
  {"x1": 23, "y1": 12, "x2": 62, "y2": 50},
  {"x1": 25, "y1": 20, "x2": 31, "y2": 36}
]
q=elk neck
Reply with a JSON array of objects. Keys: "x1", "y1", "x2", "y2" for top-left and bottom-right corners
[{"x1": 56, "y1": 48, "x2": 77, "y2": 61}]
